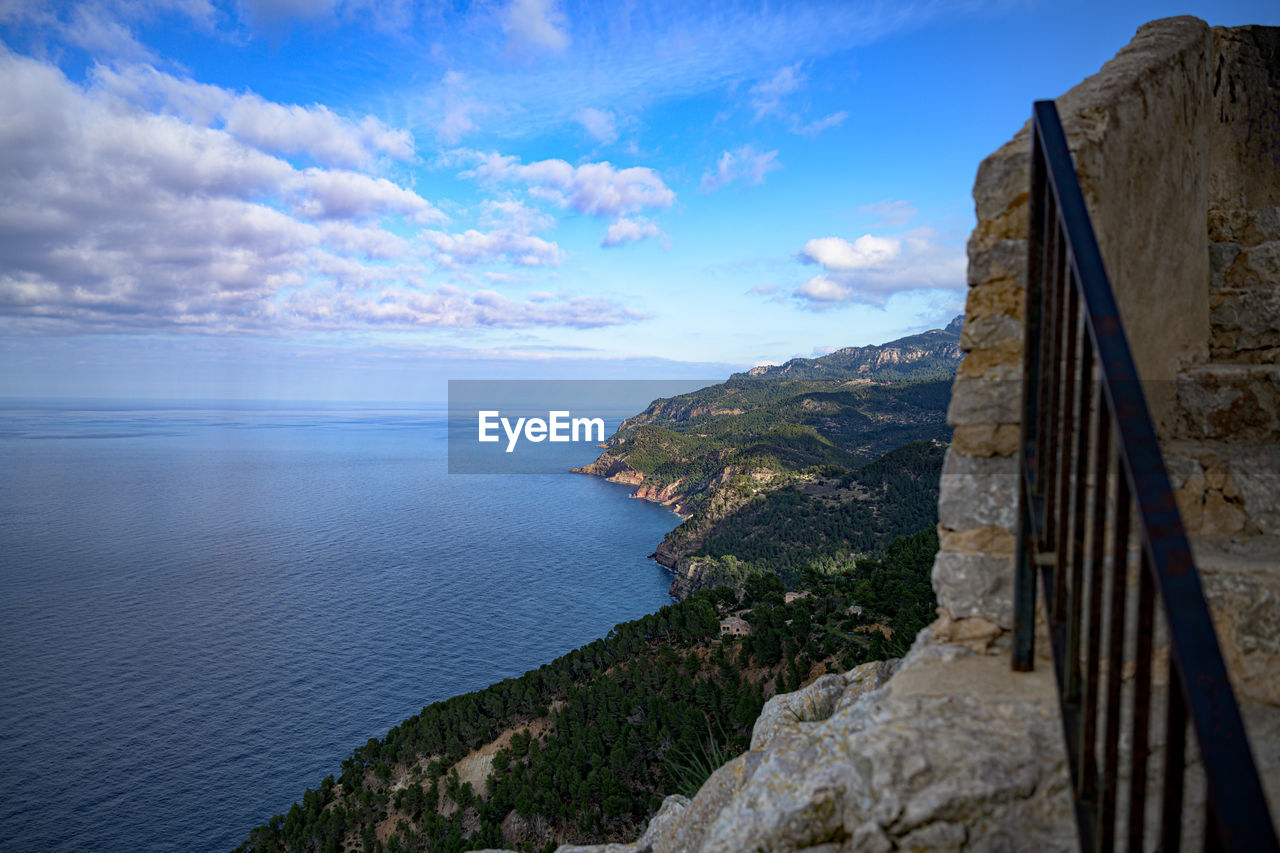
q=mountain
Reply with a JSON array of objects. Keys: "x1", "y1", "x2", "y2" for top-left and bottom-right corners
[
  {"x1": 574, "y1": 318, "x2": 962, "y2": 596},
  {"x1": 602, "y1": 316, "x2": 962, "y2": 444}
]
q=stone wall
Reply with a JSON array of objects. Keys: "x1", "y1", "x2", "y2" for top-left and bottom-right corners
[
  {"x1": 934, "y1": 16, "x2": 1224, "y2": 641},
  {"x1": 1207, "y1": 26, "x2": 1280, "y2": 365}
]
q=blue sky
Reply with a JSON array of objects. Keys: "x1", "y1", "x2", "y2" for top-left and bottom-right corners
[{"x1": 1, "y1": 0, "x2": 1276, "y2": 401}]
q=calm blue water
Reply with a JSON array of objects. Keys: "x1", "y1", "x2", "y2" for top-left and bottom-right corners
[{"x1": 0, "y1": 401, "x2": 680, "y2": 853}]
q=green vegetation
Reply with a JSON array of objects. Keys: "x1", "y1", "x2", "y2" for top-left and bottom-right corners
[
  {"x1": 608, "y1": 319, "x2": 961, "y2": 445},
  {"x1": 578, "y1": 323, "x2": 959, "y2": 580},
  {"x1": 235, "y1": 321, "x2": 961, "y2": 852},
  {"x1": 601, "y1": 379, "x2": 954, "y2": 504},
  {"x1": 233, "y1": 530, "x2": 939, "y2": 853},
  {"x1": 689, "y1": 439, "x2": 945, "y2": 586}
]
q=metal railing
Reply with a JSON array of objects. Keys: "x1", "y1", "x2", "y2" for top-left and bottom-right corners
[{"x1": 1013, "y1": 100, "x2": 1277, "y2": 851}]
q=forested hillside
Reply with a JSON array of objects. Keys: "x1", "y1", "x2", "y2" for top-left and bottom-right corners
[
  {"x1": 235, "y1": 320, "x2": 961, "y2": 853},
  {"x1": 234, "y1": 530, "x2": 938, "y2": 853},
  {"x1": 575, "y1": 320, "x2": 960, "y2": 593},
  {"x1": 603, "y1": 316, "x2": 962, "y2": 443}
]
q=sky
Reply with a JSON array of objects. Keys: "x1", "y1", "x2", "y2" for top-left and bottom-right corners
[{"x1": 1, "y1": 0, "x2": 1276, "y2": 402}]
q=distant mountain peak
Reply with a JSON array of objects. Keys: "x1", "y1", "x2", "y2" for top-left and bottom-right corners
[{"x1": 731, "y1": 318, "x2": 962, "y2": 385}]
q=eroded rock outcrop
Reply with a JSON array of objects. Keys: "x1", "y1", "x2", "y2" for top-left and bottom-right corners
[{"x1": 476, "y1": 647, "x2": 1072, "y2": 853}]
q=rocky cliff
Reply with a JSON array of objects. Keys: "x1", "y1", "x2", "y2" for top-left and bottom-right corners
[{"x1": 476, "y1": 638, "x2": 1074, "y2": 853}]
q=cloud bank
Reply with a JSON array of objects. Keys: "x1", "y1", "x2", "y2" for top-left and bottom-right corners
[
  {"x1": 0, "y1": 49, "x2": 640, "y2": 335},
  {"x1": 793, "y1": 228, "x2": 964, "y2": 307}
]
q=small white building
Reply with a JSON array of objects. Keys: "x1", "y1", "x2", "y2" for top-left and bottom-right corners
[{"x1": 719, "y1": 616, "x2": 751, "y2": 637}]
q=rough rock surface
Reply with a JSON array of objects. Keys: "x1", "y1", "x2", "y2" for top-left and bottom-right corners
[{"x1": 479, "y1": 649, "x2": 1072, "y2": 853}]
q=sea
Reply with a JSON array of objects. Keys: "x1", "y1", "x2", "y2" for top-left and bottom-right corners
[{"x1": 0, "y1": 400, "x2": 684, "y2": 853}]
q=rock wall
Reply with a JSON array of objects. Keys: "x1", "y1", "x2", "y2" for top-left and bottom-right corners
[{"x1": 935, "y1": 16, "x2": 1222, "y2": 640}]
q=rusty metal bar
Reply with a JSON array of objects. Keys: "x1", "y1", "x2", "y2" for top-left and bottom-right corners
[
  {"x1": 1013, "y1": 99, "x2": 1277, "y2": 851},
  {"x1": 1163, "y1": 651, "x2": 1188, "y2": 851}
]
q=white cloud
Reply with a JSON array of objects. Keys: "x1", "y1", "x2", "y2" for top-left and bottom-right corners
[
  {"x1": 278, "y1": 285, "x2": 638, "y2": 330},
  {"x1": 478, "y1": 198, "x2": 555, "y2": 234},
  {"x1": 575, "y1": 107, "x2": 617, "y2": 144},
  {"x1": 793, "y1": 110, "x2": 847, "y2": 136},
  {"x1": 432, "y1": 70, "x2": 492, "y2": 145},
  {"x1": 425, "y1": 229, "x2": 564, "y2": 268},
  {"x1": 501, "y1": 0, "x2": 569, "y2": 55},
  {"x1": 799, "y1": 235, "x2": 900, "y2": 270},
  {"x1": 748, "y1": 63, "x2": 847, "y2": 137},
  {"x1": 93, "y1": 63, "x2": 415, "y2": 168},
  {"x1": 700, "y1": 145, "x2": 779, "y2": 191},
  {"x1": 224, "y1": 97, "x2": 414, "y2": 165},
  {"x1": 601, "y1": 217, "x2": 660, "y2": 247},
  {"x1": 425, "y1": 197, "x2": 564, "y2": 267},
  {"x1": 793, "y1": 228, "x2": 965, "y2": 308},
  {"x1": 64, "y1": 3, "x2": 159, "y2": 63},
  {"x1": 463, "y1": 152, "x2": 675, "y2": 217},
  {"x1": 0, "y1": 50, "x2": 637, "y2": 335},
  {"x1": 750, "y1": 63, "x2": 805, "y2": 121},
  {"x1": 295, "y1": 169, "x2": 445, "y2": 222}
]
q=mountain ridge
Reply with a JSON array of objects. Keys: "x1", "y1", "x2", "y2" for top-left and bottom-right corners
[{"x1": 574, "y1": 317, "x2": 963, "y2": 597}]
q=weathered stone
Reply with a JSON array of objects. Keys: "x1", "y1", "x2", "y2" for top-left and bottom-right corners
[
  {"x1": 1227, "y1": 240, "x2": 1280, "y2": 286},
  {"x1": 1211, "y1": 286, "x2": 1280, "y2": 359},
  {"x1": 938, "y1": 524, "x2": 1016, "y2": 557},
  {"x1": 1168, "y1": 452, "x2": 1207, "y2": 531},
  {"x1": 1202, "y1": 490, "x2": 1248, "y2": 537},
  {"x1": 951, "y1": 423, "x2": 1020, "y2": 457},
  {"x1": 957, "y1": 312, "x2": 1022, "y2": 359},
  {"x1": 636, "y1": 795, "x2": 689, "y2": 848},
  {"x1": 964, "y1": 274, "x2": 1024, "y2": 321},
  {"x1": 1055, "y1": 15, "x2": 1214, "y2": 435},
  {"x1": 1229, "y1": 451, "x2": 1280, "y2": 534},
  {"x1": 1210, "y1": 241, "x2": 1244, "y2": 290},
  {"x1": 1210, "y1": 27, "x2": 1280, "y2": 223},
  {"x1": 1201, "y1": 563, "x2": 1280, "y2": 706},
  {"x1": 693, "y1": 648, "x2": 1073, "y2": 853},
  {"x1": 930, "y1": 612, "x2": 1004, "y2": 653},
  {"x1": 643, "y1": 751, "x2": 762, "y2": 853},
  {"x1": 1251, "y1": 206, "x2": 1280, "y2": 243},
  {"x1": 833, "y1": 659, "x2": 902, "y2": 716},
  {"x1": 896, "y1": 820, "x2": 968, "y2": 851},
  {"x1": 937, "y1": 449, "x2": 1019, "y2": 531},
  {"x1": 972, "y1": 131, "x2": 1030, "y2": 227},
  {"x1": 955, "y1": 349, "x2": 1021, "y2": 381},
  {"x1": 1179, "y1": 365, "x2": 1280, "y2": 442},
  {"x1": 932, "y1": 551, "x2": 1014, "y2": 628},
  {"x1": 945, "y1": 376, "x2": 1020, "y2": 428},
  {"x1": 751, "y1": 674, "x2": 849, "y2": 752},
  {"x1": 966, "y1": 238, "x2": 1025, "y2": 291}
]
